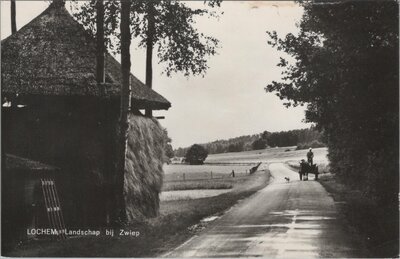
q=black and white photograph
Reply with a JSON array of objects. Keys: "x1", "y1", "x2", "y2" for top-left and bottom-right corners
[{"x1": 1, "y1": 0, "x2": 399, "y2": 257}]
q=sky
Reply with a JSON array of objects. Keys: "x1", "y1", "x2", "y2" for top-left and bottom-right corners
[{"x1": 1, "y1": 1, "x2": 309, "y2": 148}]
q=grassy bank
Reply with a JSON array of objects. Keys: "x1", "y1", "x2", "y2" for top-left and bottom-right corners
[
  {"x1": 163, "y1": 179, "x2": 233, "y2": 191},
  {"x1": 162, "y1": 173, "x2": 254, "y2": 191},
  {"x1": 6, "y1": 170, "x2": 270, "y2": 257},
  {"x1": 318, "y1": 173, "x2": 399, "y2": 257}
]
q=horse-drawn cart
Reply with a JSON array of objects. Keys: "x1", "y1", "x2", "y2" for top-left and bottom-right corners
[{"x1": 299, "y1": 160, "x2": 319, "y2": 181}]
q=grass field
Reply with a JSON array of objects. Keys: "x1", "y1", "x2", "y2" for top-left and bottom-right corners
[
  {"x1": 160, "y1": 189, "x2": 232, "y2": 201},
  {"x1": 163, "y1": 164, "x2": 254, "y2": 182},
  {"x1": 162, "y1": 158, "x2": 262, "y2": 193},
  {"x1": 162, "y1": 178, "x2": 234, "y2": 191},
  {"x1": 162, "y1": 147, "x2": 327, "y2": 192},
  {"x1": 205, "y1": 146, "x2": 328, "y2": 164}
]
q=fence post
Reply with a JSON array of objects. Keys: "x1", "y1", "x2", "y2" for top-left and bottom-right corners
[
  {"x1": 211, "y1": 171, "x2": 213, "y2": 179},
  {"x1": 183, "y1": 173, "x2": 185, "y2": 182}
]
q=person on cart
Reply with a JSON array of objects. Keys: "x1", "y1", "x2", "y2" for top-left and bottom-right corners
[{"x1": 307, "y1": 148, "x2": 314, "y2": 165}]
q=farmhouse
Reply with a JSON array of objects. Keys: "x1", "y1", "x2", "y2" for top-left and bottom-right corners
[{"x1": 1, "y1": 1, "x2": 171, "y2": 229}]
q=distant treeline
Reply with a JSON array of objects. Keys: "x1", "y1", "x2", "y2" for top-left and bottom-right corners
[
  {"x1": 174, "y1": 127, "x2": 324, "y2": 156},
  {"x1": 265, "y1": 127, "x2": 324, "y2": 149}
]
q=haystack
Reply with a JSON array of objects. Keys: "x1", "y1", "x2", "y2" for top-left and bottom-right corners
[{"x1": 124, "y1": 114, "x2": 165, "y2": 220}]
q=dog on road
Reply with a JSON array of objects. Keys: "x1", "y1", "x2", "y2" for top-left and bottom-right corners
[{"x1": 284, "y1": 177, "x2": 290, "y2": 183}]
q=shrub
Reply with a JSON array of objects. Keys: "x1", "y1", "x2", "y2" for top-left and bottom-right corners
[
  {"x1": 185, "y1": 144, "x2": 208, "y2": 165},
  {"x1": 252, "y1": 138, "x2": 267, "y2": 150}
]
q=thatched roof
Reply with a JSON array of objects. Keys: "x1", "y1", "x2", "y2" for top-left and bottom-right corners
[
  {"x1": 1, "y1": 2, "x2": 171, "y2": 110},
  {"x1": 5, "y1": 154, "x2": 59, "y2": 172}
]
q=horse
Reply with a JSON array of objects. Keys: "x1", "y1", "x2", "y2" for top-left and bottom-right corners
[{"x1": 299, "y1": 160, "x2": 319, "y2": 181}]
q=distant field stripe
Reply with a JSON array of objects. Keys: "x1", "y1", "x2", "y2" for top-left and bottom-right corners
[
  {"x1": 204, "y1": 162, "x2": 257, "y2": 166},
  {"x1": 164, "y1": 174, "x2": 250, "y2": 183}
]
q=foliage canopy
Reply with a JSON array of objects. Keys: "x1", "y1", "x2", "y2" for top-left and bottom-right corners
[
  {"x1": 185, "y1": 144, "x2": 208, "y2": 165},
  {"x1": 266, "y1": 1, "x2": 398, "y2": 208},
  {"x1": 72, "y1": 0, "x2": 221, "y2": 77}
]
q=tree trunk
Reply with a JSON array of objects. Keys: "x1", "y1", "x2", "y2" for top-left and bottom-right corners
[
  {"x1": 96, "y1": 0, "x2": 105, "y2": 83},
  {"x1": 95, "y1": 0, "x2": 108, "y2": 224},
  {"x1": 114, "y1": 0, "x2": 132, "y2": 225},
  {"x1": 145, "y1": 2, "x2": 155, "y2": 117},
  {"x1": 11, "y1": 0, "x2": 16, "y2": 34}
]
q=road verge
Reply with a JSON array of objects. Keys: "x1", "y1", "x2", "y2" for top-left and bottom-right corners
[{"x1": 318, "y1": 173, "x2": 398, "y2": 257}]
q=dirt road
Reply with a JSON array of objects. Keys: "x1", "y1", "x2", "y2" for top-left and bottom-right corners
[{"x1": 163, "y1": 163, "x2": 365, "y2": 258}]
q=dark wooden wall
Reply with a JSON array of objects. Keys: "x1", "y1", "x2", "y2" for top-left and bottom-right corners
[{"x1": 2, "y1": 95, "x2": 120, "y2": 228}]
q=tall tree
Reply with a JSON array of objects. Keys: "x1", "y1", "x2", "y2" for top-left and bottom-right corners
[
  {"x1": 72, "y1": 0, "x2": 120, "y2": 52},
  {"x1": 144, "y1": 1, "x2": 156, "y2": 117},
  {"x1": 129, "y1": 0, "x2": 221, "y2": 116},
  {"x1": 96, "y1": 0, "x2": 105, "y2": 83},
  {"x1": 162, "y1": 128, "x2": 174, "y2": 160},
  {"x1": 129, "y1": 0, "x2": 221, "y2": 76},
  {"x1": 114, "y1": 0, "x2": 132, "y2": 224},
  {"x1": 266, "y1": 1, "x2": 398, "y2": 207},
  {"x1": 73, "y1": 0, "x2": 221, "y2": 115},
  {"x1": 10, "y1": 0, "x2": 16, "y2": 34}
]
